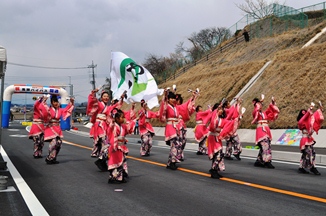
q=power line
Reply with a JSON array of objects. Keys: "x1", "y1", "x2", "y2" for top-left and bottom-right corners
[{"x1": 7, "y1": 62, "x2": 89, "y2": 70}]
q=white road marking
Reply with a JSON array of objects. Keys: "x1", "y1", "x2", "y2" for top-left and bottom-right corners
[
  {"x1": 0, "y1": 186, "x2": 16, "y2": 192},
  {"x1": 8, "y1": 129, "x2": 20, "y2": 131},
  {"x1": 0, "y1": 145, "x2": 49, "y2": 216},
  {"x1": 9, "y1": 134, "x2": 28, "y2": 138}
]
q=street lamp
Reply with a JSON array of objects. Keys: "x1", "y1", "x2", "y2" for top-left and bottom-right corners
[{"x1": 68, "y1": 76, "x2": 73, "y2": 97}]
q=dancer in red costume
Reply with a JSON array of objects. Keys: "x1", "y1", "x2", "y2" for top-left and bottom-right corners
[
  {"x1": 138, "y1": 99, "x2": 159, "y2": 156},
  {"x1": 194, "y1": 104, "x2": 212, "y2": 155},
  {"x1": 29, "y1": 95, "x2": 49, "y2": 158},
  {"x1": 224, "y1": 98, "x2": 245, "y2": 160},
  {"x1": 251, "y1": 95, "x2": 279, "y2": 169},
  {"x1": 207, "y1": 100, "x2": 238, "y2": 179},
  {"x1": 159, "y1": 88, "x2": 181, "y2": 170},
  {"x1": 297, "y1": 101, "x2": 323, "y2": 175},
  {"x1": 107, "y1": 108, "x2": 136, "y2": 183},
  {"x1": 175, "y1": 89, "x2": 197, "y2": 161},
  {"x1": 87, "y1": 89, "x2": 124, "y2": 157},
  {"x1": 44, "y1": 95, "x2": 74, "y2": 164}
]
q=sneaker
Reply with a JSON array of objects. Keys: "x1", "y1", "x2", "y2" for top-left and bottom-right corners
[
  {"x1": 120, "y1": 178, "x2": 127, "y2": 183},
  {"x1": 298, "y1": 168, "x2": 309, "y2": 174},
  {"x1": 233, "y1": 154, "x2": 241, "y2": 160},
  {"x1": 45, "y1": 159, "x2": 59, "y2": 165},
  {"x1": 210, "y1": 170, "x2": 222, "y2": 179},
  {"x1": 166, "y1": 162, "x2": 178, "y2": 170},
  {"x1": 224, "y1": 156, "x2": 233, "y2": 160},
  {"x1": 196, "y1": 151, "x2": 203, "y2": 155},
  {"x1": 254, "y1": 160, "x2": 265, "y2": 167},
  {"x1": 310, "y1": 167, "x2": 321, "y2": 175},
  {"x1": 33, "y1": 155, "x2": 43, "y2": 159},
  {"x1": 108, "y1": 179, "x2": 115, "y2": 184},
  {"x1": 94, "y1": 159, "x2": 107, "y2": 171},
  {"x1": 265, "y1": 162, "x2": 275, "y2": 169},
  {"x1": 123, "y1": 172, "x2": 129, "y2": 178}
]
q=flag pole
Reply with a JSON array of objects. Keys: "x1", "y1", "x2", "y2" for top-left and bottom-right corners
[
  {"x1": 109, "y1": 51, "x2": 113, "y2": 74},
  {"x1": 109, "y1": 51, "x2": 113, "y2": 103}
]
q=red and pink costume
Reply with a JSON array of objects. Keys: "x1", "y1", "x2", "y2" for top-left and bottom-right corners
[
  {"x1": 207, "y1": 108, "x2": 236, "y2": 177},
  {"x1": 224, "y1": 102, "x2": 242, "y2": 160},
  {"x1": 159, "y1": 96, "x2": 182, "y2": 169},
  {"x1": 138, "y1": 108, "x2": 159, "y2": 156},
  {"x1": 298, "y1": 107, "x2": 323, "y2": 172},
  {"x1": 28, "y1": 97, "x2": 49, "y2": 158},
  {"x1": 176, "y1": 96, "x2": 196, "y2": 160},
  {"x1": 251, "y1": 100, "x2": 279, "y2": 167},
  {"x1": 108, "y1": 119, "x2": 135, "y2": 183},
  {"x1": 194, "y1": 108, "x2": 211, "y2": 154},
  {"x1": 87, "y1": 91, "x2": 122, "y2": 158},
  {"x1": 44, "y1": 102, "x2": 74, "y2": 163}
]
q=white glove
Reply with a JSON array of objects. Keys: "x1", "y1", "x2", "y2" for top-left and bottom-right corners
[
  {"x1": 319, "y1": 101, "x2": 322, "y2": 107},
  {"x1": 128, "y1": 98, "x2": 135, "y2": 103},
  {"x1": 172, "y1": 84, "x2": 176, "y2": 91},
  {"x1": 241, "y1": 107, "x2": 246, "y2": 114},
  {"x1": 261, "y1": 94, "x2": 265, "y2": 101},
  {"x1": 196, "y1": 88, "x2": 200, "y2": 93},
  {"x1": 311, "y1": 102, "x2": 315, "y2": 107}
]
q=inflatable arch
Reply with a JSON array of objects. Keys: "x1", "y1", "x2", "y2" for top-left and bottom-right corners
[{"x1": 2, "y1": 84, "x2": 71, "y2": 130}]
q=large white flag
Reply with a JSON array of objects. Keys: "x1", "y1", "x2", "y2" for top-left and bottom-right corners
[{"x1": 110, "y1": 52, "x2": 163, "y2": 109}]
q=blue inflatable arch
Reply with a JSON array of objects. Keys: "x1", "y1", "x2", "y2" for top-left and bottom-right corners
[{"x1": 2, "y1": 84, "x2": 71, "y2": 130}]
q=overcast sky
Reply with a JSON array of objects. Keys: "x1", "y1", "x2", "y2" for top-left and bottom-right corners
[{"x1": 0, "y1": 0, "x2": 323, "y2": 105}]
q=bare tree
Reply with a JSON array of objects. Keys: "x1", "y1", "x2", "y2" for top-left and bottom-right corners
[
  {"x1": 235, "y1": 0, "x2": 284, "y2": 20},
  {"x1": 176, "y1": 27, "x2": 231, "y2": 62},
  {"x1": 142, "y1": 53, "x2": 167, "y2": 76}
]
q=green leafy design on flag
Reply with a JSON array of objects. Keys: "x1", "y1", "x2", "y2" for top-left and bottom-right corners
[{"x1": 118, "y1": 58, "x2": 147, "y2": 96}]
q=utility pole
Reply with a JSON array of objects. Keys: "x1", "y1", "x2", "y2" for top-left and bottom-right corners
[
  {"x1": 68, "y1": 76, "x2": 75, "y2": 120},
  {"x1": 88, "y1": 61, "x2": 97, "y2": 90},
  {"x1": 68, "y1": 76, "x2": 73, "y2": 97}
]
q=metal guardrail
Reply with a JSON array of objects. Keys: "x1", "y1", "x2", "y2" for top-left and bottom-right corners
[{"x1": 162, "y1": 2, "x2": 326, "y2": 83}]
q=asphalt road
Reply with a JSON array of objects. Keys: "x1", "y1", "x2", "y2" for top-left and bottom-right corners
[{"x1": 1, "y1": 123, "x2": 326, "y2": 216}]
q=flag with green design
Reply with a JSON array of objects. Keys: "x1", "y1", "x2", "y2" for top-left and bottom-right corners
[{"x1": 110, "y1": 52, "x2": 163, "y2": 109}]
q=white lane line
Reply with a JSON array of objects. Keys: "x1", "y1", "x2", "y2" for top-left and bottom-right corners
[
  {"x1": 0, "y1": 186, "x2": 16, "y2": 192},
  {"x1": 0, "y1": 145, "x2": 49, "y2": 216}
]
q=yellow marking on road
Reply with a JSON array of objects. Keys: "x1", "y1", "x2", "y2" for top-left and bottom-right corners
[
  {"x1": 62, "y1": 140, "x2": 326, "y2": 204},
  {"x1": 63, "y1": 140, "x2": 92, "y2": 150}
]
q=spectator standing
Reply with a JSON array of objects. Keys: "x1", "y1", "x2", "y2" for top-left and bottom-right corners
[
  {"x1": 134, "y1": 120, "x2": 139, "y2": 135},
  {"x1": 243, "y1": 29, "x2": 250, "y2": 42}
]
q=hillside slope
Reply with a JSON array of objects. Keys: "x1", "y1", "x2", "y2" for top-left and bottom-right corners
[{"x1": 157, "y1": 20, "x2": 326, "y2": 129}]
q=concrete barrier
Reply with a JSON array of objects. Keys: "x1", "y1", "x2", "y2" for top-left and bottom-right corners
[
  {"x1": 84, "y1": 123, "x2": 326, "y2": 148},
  {"x1": 152, "y1": 127, "x2": 326, "y2": 148}
]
